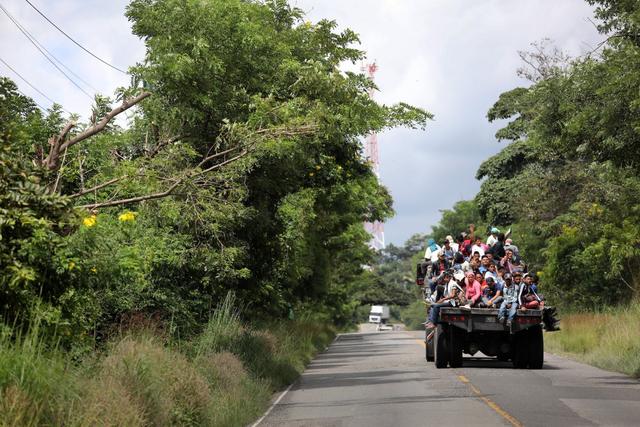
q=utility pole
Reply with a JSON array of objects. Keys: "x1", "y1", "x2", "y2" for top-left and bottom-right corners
[{"x1": 362, "y1": 62, "x2": 385, "y2": 251}]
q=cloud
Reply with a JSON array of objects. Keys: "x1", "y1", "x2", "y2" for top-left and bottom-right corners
[
  {"x1": 295, "y1": 0, "x2": 602, "y2": 245},
  {"x1": 0, "y1": 0, "x2": 602, "y2": 246},
  {"x1": 0, "y1": 0, "x2": 143, "y2": 117}
]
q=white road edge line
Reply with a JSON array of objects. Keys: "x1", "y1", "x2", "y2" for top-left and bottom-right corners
[
  {"x1": 250, "y1": 382, "x2": 295, "y2": 427},
  {"x1": 251, "y1": 333, "x2": 341, "y2": 427}
]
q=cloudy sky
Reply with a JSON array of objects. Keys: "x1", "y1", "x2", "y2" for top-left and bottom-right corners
[{"x1": 0, "y1": 0, "x2": 602, "y2": 244}]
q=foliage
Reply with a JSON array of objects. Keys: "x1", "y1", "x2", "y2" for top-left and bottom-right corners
[
  {"x1": 467, "y1": 0, "x2": 640, "y2": 308},
  {"x1": 0, "y1": 0, "x2": 431, "y2": 341},
  {"x1": 400, "y1": 300, "x2": 427, "y2": 331},
  {"x1": 0, "y1": 80, "x2": 75, "y2": 327}
]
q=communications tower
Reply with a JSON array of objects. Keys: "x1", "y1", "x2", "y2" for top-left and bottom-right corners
[{"x1": 362, "y1": 62, "x2": 385, "y2": 251}]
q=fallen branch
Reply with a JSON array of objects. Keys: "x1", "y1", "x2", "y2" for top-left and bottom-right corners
[
  {"x1": 78, "y1": 150, "x2": 248, "y2": 210},
  {"x1": 70, "y1": 176, "x2": 129, "y2": 198},
  {"x1": 44, "y1": 91, "x2": 151, "y2": 171}
]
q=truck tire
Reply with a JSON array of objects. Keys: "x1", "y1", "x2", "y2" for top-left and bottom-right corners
[
  {"x1": 448, "y1": 326, "x2": 464, "y2": 368},
  {"x1": 426, "y1": 329, "x2": 434, "y2": 361},
  {"x1": 434, "y1": 324, "x2": 448, "y2": 368},
  {"x1": 528, "y1": 325, "x2": 544, "y2": 369},
  {"x1": 512, "y1": 329, "x2": 529, "y2": 369}
]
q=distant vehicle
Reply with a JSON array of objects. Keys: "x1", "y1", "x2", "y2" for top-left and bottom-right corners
[
  {"x1": 368, "y1": 305, "x2": 390, "y2": 324},
  {"x1": 425, "y1": 306, "x2": 559, "y2": 369}
]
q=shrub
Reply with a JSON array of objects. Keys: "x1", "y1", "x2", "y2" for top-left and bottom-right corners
[{"x1": 401, "y1": 300, "x2": 427, "y2": 330}]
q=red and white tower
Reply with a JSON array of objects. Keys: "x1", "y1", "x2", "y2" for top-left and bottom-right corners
[{"x1": 362, "y1": 62, "x2": 385, "y2": 251}]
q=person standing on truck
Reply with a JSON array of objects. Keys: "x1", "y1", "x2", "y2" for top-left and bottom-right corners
[
  {"x1": 446, "y1": 235, "x2": 459, "y2": 252},
  {"x1": 479, "y1": 255, "x2": 492, "y2": 274},
  {"x1": 497, "y1": 273, "x2": 519, "y2": 327},
  {"x1": 504, "y1": 238, "x2": 520, "y2": 256},
  {"x1": 471, "y1": 237, "x2": 487, "y2": 257},
  {"x1": 424, "y1": 238, "x2": 441, "y2": 263},
  {"x1": 428, "y1": 253, "x2": 450, "y2": 293},
  {"x1": 440, "y1": 239, "x2": 456, "y2": 262},
  {"x1": 487, "y1": 227, "x2": 500, "y2": 247},
  {"x1": 488, "y1": 232, "x2": 506, "y2": 259}
]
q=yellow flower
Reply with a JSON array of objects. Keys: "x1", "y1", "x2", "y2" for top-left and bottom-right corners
[
  {"x1": 91, "y1": 267, "x2": 97, "y2": 273},
  {"x1": 309, "y1": 172, "x2": 314, "y2": 177},
  {"x1": 83, "y1": 215, "x2": 97, "y2": 228},
  {"x1": 315, "y1": 165, "x2": 321, "y2": 170},
  {"x1": 118, "y1": 211, "x2": 137, "y2": 222},
  {"x1": 68, "y1": 261, "x2": 76, "y2": 271}
]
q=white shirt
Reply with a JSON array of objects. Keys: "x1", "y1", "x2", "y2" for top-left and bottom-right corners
[
  {"x1": 424, "y1": 245, "x2": 441, "y2": 263},
  {"x1": 471, "y1": 244, "x2": 485, "y2": 257},
  {"x1": 486, "y1": 234, "x2": 498, "y2": 247}
]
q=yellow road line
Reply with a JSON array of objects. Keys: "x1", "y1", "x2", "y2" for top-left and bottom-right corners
[
  {"x1": 413, "y1": 338, "x2": 522, "y2": 426},
  {"x1": 458, "y1": 375, "x2": 523, "y2": 427}
]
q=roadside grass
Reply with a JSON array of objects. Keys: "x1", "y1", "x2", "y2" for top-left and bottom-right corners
[
  {"x1": 400, "y1": 300, "x2": 427, "y2": 330},
  {"x1": 0, "y1": 294, "x2": 335, "y2": 426},
  {"x1": 545, "y1": 302, "x2": 640, "y2": 378}
]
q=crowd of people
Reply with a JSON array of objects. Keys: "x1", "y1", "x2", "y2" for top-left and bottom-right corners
[{"x1": 418, "y1": 224, "x2": 544, "y2": 330}]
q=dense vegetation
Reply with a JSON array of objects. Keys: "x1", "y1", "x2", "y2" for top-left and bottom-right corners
[
  {"x1": 413, "y1": 0, "x2": 640, "y2": 312},
  {"x1": 0, "y1": 0, "x2": 430, "y2": 348},
  {"x1": 0, "y1": 1, "x2": 432, "y2": 424}
]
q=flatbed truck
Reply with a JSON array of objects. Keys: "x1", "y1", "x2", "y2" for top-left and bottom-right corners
[{"x1": 425, "y1": 306, "x2": 545, "y2": 369}]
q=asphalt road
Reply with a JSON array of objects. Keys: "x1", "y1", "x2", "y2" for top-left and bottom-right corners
[{"x1": 256, "y1": 328, "x2": 640, "y2": 427}]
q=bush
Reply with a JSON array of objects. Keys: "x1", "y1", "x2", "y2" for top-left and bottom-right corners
[
  {"x1": 0, "y1": 305, "x2": 334, "y2": 426},
  {"x1": 400, "y1": 300, "x2": 427, "y2": 330}
]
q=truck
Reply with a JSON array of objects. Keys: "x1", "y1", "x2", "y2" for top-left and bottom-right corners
[
  {"x1": 424, "y1": 306, "x2": 557, "y2": 369},
  {"x1": 368, "y1": 305, "x2": 390, "y2": 324}
]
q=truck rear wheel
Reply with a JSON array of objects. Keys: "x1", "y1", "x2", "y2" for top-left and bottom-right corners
[
  {"x1": 512, "y1": 329, "x2": 529, "y2": 369},
  {"x1": 434, "y1": 325, "x2": 448, "y2": 368},
  {"x1": 426, "y1": 329, "x2": 434, "y2": 361},
  {"x1": 528, "y1": 326, "x2": 544, "y2": 369},
  {"x1": 448, "y1": 326, "x2": 464, "y2": 368}
]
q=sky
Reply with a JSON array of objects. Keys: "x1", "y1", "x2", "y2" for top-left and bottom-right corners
[{"x1": 0, "y1": 0, "x2": 603, "y2": 245}]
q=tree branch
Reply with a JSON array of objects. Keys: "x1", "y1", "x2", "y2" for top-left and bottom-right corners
[
  {"x1": 44, "y1": 91, "x2": 151, "y2": 171},
  {"x1": 70, "y1": 175, "x2": 129, "y2": 198},
  {"x1": 78, "y1": 150, "x2": 248, "y2": 210}
]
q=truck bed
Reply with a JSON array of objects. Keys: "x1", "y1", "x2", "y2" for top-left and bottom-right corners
[{"x1": 438, "y1": 306, "x2": 542, "y2": 332}]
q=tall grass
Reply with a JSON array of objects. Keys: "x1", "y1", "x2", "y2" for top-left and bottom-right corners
[
  {"x1": 545, "y1": 302, "x2": 640, "y2": 378},
  {"x1": 0, "y1": 294, "x2": 335, "y2": 426}
]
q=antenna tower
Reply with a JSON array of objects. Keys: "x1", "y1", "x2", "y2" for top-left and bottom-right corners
[{"x1": 362, "y1": 62, "x2": 385, "y2": 251}]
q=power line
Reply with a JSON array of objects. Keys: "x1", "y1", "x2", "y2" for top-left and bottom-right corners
[
  {"x1": 0, "y1": 2, "x2": 94, "y2": 100},
  {"x1": 23, "y1": 0, "x2": 128, "y2": 74},
  {"x1": 0, "y1": 5, "x2": 99, "y2": 93},
  {"x1": 0, "y1": 55, "x2": 70, "y2": 114},
  {"x1": 16, "y1": 87, "x2": 48, "y2": 112},
  {"x1": 3, "y1": 7, "x2": 99, "y2": 94}
]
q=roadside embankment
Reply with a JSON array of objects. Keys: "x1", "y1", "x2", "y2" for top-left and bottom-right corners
[
  {"x1": 0, "y1": 298, "x2": 335, "y2": 426},
  {"x1": 544, "y1": 302, "x2": 640, "y2": 378}
]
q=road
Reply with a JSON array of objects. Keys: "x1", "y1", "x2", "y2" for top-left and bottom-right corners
[{"x1": 256, "y1": 329, "x2": 640, "y2": 427}]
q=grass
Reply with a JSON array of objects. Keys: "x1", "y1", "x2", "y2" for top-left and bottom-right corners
[
  {"x1": 545, "y1": 302, "x2": 640, "y2": 378},
  {"x1": 0, "y1": 294, "x2": 335, "y2": 426}
]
